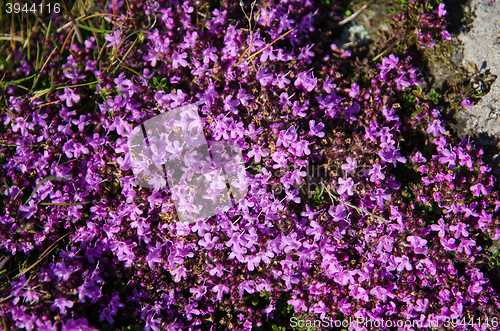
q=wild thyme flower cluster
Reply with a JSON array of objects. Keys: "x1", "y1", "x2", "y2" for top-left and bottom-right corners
[
  {"x1": 0, "y1": 0, "x2": 499, "y2": 330},
  {"x1": 390, "y1": 1, "x2": 452, "y2": 49}
]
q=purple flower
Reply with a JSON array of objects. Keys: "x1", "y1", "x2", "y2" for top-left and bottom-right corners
[
  {"x1": 260, "y1": 45, "x2": 276, "y2": 62},
  {"x1": 353, "y1": 286, "x2": 369, "y2": 302},
  {"x1": 53, "y1": 262, "x2": 75, "y2": 281},
  {"x1": 272, "y1": 72, "x2": 291, "y2": 89},
  {"x1": 145, "y1": 314, "x2": 162, "y2": 331},
  {"x1": 427, "y1": 120, "x2": 446, "y2": 137},
  {"x1": 368, "y1": 163, "x2": 385, "y2": 182},
  {"x1": 307, "y1": 120, "x2": 325, "y2": 138},
  {"x1": 245, "y1": 255, "x2": 261, "y2": 272},
  {"x1": 370, "y1": 188, "x2": 391, "y2": 207},
  {"x1": 468, "y1": 281, "x2": 483, "y2": 296},
  {"x1": 341, "y1": 157, "x2": 357, "y2": 175},
  {"x1": 450, "y1": 303, "x2": 463, "y2": 319},
  {"x1": 208, "y1": 263, "x2": 225, "y2": 277},
  {"x1": 278, "y1": 92, "x2": 294, "y2": 108},
  {"x1": 64, "y1": 69, "x2": 85, "y2": 84},
  {"x1": 394, "y1": 255, "x2": 412, "y2": 271},
  {"x1": 440, "y1": 237, "x2": 457, "y2": 251},
  {"x1": 211, "y1": 283, "x2": 230, "y2": 302},
  {"x1": 449, "y1": 222, "x2": 469, "y2": 239},
  {"x1": 105, "y1": 30, "x2": 121, "y2": 47},
  {"x1": 323, "y1": 77, "x2": 337, "y2": 93},
  {"x1": 256, "y1": 66, "x2": 273, "y2": 86},
  {"x1": 458, "y1": 238, "x2": 476, "y2": 255},
  {"x1": 146, "y1": 242, "x2": 164, "y2": 269},
  {"x1": 287, "y1": 298, "x2": 308, "y2": 313},
  {"x1": 329, "y1": 203, "x2": 347, "y2": 222},
  {"x1": 11, "y1": 117, "x2": 33, "y2": 136},
  {"x1": 271, "y1": 148, "x2": 288, "y2": 169},
  {"x1": 171, "y1": 265, "x2": 188, "y2": 283},
  {"x1": 438, "y1": 148, "x2": 457, "y2": 169},
  {"x1": 306, "y1": 221, "x2": 323, "y2": 241},
  {"x1": 294, "y1": 70, "x2": 317, "y2": 91},
  {"x1": 370, "y1": 286, "x2": 392, "y2": 302},
  {"x1": 312, "y1": 301, "x2": 329, "y2": 319},
  {"x1": 247, "y1": 144, "x2": 269, "y2": 163},
  {"x1": 349, "y1": 82, "x2": 360, "y2": 98},
  {"x1": 411, "y1": 151, "x2": 427, "y2": 163},
  {"x1": 100, "y1": 307, "x2": 114, "y2": 324},
  {"x1": 237, "y1": 88, "x2": 255, "y2": 107},
  {"x1": 377, "y1": 54, "x2": 399, "y2": 79},
  {"x1": 364, "y1": 121, "x2": 380, "y2": 142},
  {"x1": 51, "y1": 297, "x2": 74, "y2": 316},
  {"x1": 180, "y1": 30, "x2": 198, "y2": 50},
  {"x1": 280, "y1": 232, "x2": 302, "y2": 253},
  {"x1": 407, "y1": 235, "x2": 428, "y2": 254},
  {"x1": 245, "y1": 123, "x2": 263, "y2": 139},
  {"x1": 191, "y1": 219, "x2": 211, "y2": 237},
  {"x1": 458, "y1": 148, "x2": 473, "y2": 169},
  {"x1": 63, "y1": 140, "x2": 89, "y2": 158},
  {"x1": 337, "y1": 177, "x2": 354, "y2": 196},
  {"x1": 415, "y1": 298, "x2": 429, "y2": 312},
  {"x1": 292, "y1": 100, "x2": 308, "y2": 117},
  {"x1": 144, "y1": 50, "x2": 159, "y2": 67},
  {"x1": 461, "y1": 98, "x2": 472, "y2": 109},
  {"x1": 297, "y1": 44, "x2": 315, "y2": 63},
  {"x1": 19, "y1": 201, "x2": 37, "y2": 219},
  {"x1": 238, "y1": 280, "x2": 255, "y2": 297},
  {"x1": 284, "y1": 188, "x2": 301, "y2": 203},
  {"x1": 36, "y1": 319, "x2": 58, "y2": 331},
  {"x1": 441, "y1": 30, "x2": 452, "y2": 41},
  {"x1": 184, "y1": 303, "x2": 201, "y2": 320},
  {"x1": 345, "y1": 102, "x2": 360, "y2": 121},
  {"x1": 394, "y1": 74, "x2": 411, "y2": 90},
  {"x1": 59, "y1": 88, "x2": 80, "y2": 107},
  {"x1": 190, "y1": 286, "x2": 207, "y2": 301},
  {"x1": 24, "y1": 289, "x2": 39, "y2": 303},
  {"x1": 198, "y1": 233, "x2": 219, "y2": 250},
  {"x1": 436, "y1": 3, "x2": 447, "y2": 17},
  {"x1": 172, "y1": 51, "x2": 188, "y2": 68},
  {"x1": 437, "y1": 289, "x2": 451, "y2": 302},
  {"x1": 338, "y1": 298, "x2": 351, "y2": 314},
  {"x1": 431, "y1": 218, "x2": 448, "y2": 237},
  {"x1": 385, "y1": 54, "x2": 399, "y2": 68},
  {"x1": 470, "y1": 183, "x2": 489, "y2": 197},
  {"x1": 290, "y1": 140, "x2": 311, "y2": 157},
  {"x1": 71, "y1": 115, "x2": 90, "y2": 132},
  {"x1": 202, "y1": 46, "x2": 218, "y2": 64}
]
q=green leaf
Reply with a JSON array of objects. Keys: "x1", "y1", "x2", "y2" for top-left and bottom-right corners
[
  {"x1": 24, "y1": 176, "x2": 62, "y2": 205},
  {"x1": 0, "y1": 74, "x2": 37, "y2": 88},
  {"x1": 39, "y1": 202, "x2": 90, "y2": 206},
  {"x1": 55, "y1": 80, "x2": 101, "y2": 90},
  {"x1": 313, "y1": 187, "x2": 325, "y2": 203},
  {"x1": 76, "y1": 23, "x2": 114, "y2": 34}
]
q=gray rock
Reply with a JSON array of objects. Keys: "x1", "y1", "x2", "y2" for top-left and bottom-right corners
[
  {"x1": 334, "y1": 23, "x2": 372, "y2": 48},
  {"x1": 458, "y1": 0, "x2": 500, "y2": 173}
]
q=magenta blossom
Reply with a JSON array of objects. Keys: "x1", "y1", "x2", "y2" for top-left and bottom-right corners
[
  {"x1": 59, "y1": 88, "x2": 80, "y2": 107},
  {"x1": 461, "y1": 98, "x2": 472, "y2": 109},
  {"x1": 436, "y1": 3, "x2": 447, "y2": 17},
  {"x1": 337, "y1": 177, "x2": 355, "y2": 196},
  {"x1": 51, "y1": 297, "x2": 73, "y2": 316}
]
